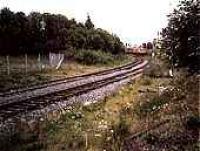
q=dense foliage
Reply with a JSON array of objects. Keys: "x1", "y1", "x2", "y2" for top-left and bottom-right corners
[
  {"x1": 147, "y1": 42, "x2": 153, "y2": 49},
  {"x1": 70, "y1": 49, "x2": 121, "y2": 65},
  {"x1": 161, "y1": 0, "x2": 200, "y2": 72},
  {"x1": 0, "y1": 8, "x2": 125, "y2": 55}
]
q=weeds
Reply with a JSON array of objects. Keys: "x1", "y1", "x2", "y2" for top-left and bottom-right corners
[
  {"x1": 0, "y1": 73, "x2": 49, "y2": 92},
  {"x1": 134, "y1": 93, "x2": 171, "y2": 117},
  {"x1": 102, "y1": 109, "x2": 131, "y2": 151},
  {"x1": 2, "y1": 74, "x2": 198, "y2": 151},
  {"x1": 141, "y1": 76, "x2": 152, "y2": 85}
]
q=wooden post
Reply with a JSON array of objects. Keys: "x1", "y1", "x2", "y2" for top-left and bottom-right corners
[
  {"x1": 38, "y1": 53, "x2": 41, "y2": 71},
  {"x1": 25, "y1": 54, "x2": 28, "y2": 74},
  {"x1": 6, "y1": 55, "x2": 10, "y2": 75},
  {"x1": 85, "y1": 132, "x2": 88, "y2": 149}
]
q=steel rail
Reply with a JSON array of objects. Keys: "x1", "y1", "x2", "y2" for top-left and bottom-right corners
[
  {"x1": 0, "y1": 61, "x2": 147, "y2": 107},
  {"x1": 0, "y1": 60, "x2": 141, "y2": 97},
  {"x1": 0, "y1": 61, "x2": 148, "y2": 120}
]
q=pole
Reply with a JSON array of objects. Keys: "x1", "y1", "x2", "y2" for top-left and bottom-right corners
[
  {"x1": 6, "y1": 55, "x2": 10, "y2": 75},
  {"x1": 25, "y1": 53, "x2": 28, "y2": 74},
  {"x1": 38, "y1": 53, "x2": 41, "y2": 71},
  {"x1": 85, "y1": 132, "x2": 88, "y2": 149}
]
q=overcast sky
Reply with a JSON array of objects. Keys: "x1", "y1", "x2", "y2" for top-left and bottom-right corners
[{"x1": 0, "y1": 0, "x2": 179, "y2": 44}]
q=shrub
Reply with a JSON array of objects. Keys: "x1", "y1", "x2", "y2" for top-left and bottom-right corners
[
  {"x1": 77, "y1": 50, "x2": 113, "y2": 65},
  {"x1": 67, "y1": 49, "x2": 116, "y2": 65}
]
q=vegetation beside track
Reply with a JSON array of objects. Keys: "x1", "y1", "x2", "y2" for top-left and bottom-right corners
[
  {"x1": 0, "y1": 0, "x2": 199, "y2": 150},
  {"x1": 2, "y1": 66, "x2": 198, "y2": 151},
  {"x1": 1, "y1": 47, "x2": 198, "y2": 151},
  {"x1": 0, "y1": 52, "x2": 132, "y2": 92}
]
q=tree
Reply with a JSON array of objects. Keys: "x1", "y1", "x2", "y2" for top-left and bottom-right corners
[
  {"x1": 0, "y1": 8, "x2": 16, "y2": 54},
  {"x1": 0, "y1": 8, "x2": 125, "y2": 55},
  {"x1": 162, "y1": 0, "x2": 200, "y2": 73},
  {"x1": 147, "y1": 42, "x2": 153, "y2": 49},
  {"x1": 88, "y1": 30, "x2": 105, "y2": 50},
  {"x1": 142, "y1": 43, "x2": 147, "y2": 48},
  {"x1": 15, "y1": 12, "x2": 30, "y2": 53},
  {"x1": 85, "y1": 14, "x2": 94, "y2": 30}
]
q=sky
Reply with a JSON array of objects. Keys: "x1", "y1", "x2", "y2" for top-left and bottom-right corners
[{"x1": 0, "y1": 0, "x2": 179, "y2": 44}]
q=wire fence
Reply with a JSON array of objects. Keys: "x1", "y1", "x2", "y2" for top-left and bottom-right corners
[{"x1": 0, "y1": 53, "x2": 64, "y2": 76}]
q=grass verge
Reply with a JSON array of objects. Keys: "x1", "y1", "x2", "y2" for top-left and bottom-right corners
[
  {"x1": 0, "y1": 51, "x2": 132, "y2": 92},
  {"x1": 2, "y1": 68, "x2": 198, "y2": 151}
]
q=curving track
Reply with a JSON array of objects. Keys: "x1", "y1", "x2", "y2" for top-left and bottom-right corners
[
  {"x1": 0, "y1": 61, "x2": 140, "y2": 97},
  {"x1": 0, "y1": 60, "x2": 148, "y2": 121}
]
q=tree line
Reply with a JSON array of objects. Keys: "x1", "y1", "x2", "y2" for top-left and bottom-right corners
[
  {"x1": 0, "y1": 8, "x2": 125, "y2": 55},
  {"x1": 161, "y1": 0, "x2": 200, "y2": 73}
]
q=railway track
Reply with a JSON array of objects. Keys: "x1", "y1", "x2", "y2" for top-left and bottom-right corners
[
  {"x1": 0, "y1": 60, "x2": 148, "y2": 121},
  {"x1": 0, "y1": 60, "x2": 143, "y2": 104},
  {"x1": 0, "y1": 60, "x2": 141, "y2": 97}
]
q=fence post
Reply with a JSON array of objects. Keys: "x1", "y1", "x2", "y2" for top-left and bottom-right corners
[
  {"x1": 85, "y1": 132, "x2": 88, "y2": 149},
  {"x1": 6, "y1": 55, "x2": 10, "y2": 75},
  {"x1": 38, "y1": 53, "x2": 41, "y2": 71},
  {"x1": 49, "y1": 52, "x2": 52, "y2": 68},
  {"x1": 25, "y1": 53, "x2": 28, "y2": 74}
]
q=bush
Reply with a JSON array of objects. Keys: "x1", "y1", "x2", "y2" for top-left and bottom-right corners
[{"x1": 68, "y1": 49, "x2": 123, "y2": 65}]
